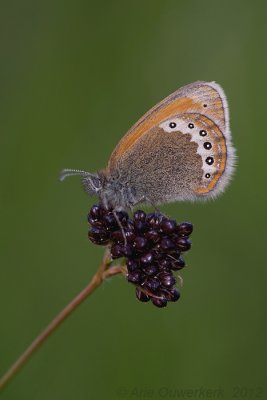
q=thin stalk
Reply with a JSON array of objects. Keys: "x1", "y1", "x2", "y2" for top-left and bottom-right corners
[{"x1": 0, "y1": 249, "x2": 125, "y2": 392}]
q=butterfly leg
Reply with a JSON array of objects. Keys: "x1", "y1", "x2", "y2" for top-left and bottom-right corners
[
  {"x1": 131, "y1": 196, "x2": 167, "y2": 217},
  {"x1": 145, "y1": 198, "x2": 162, "y2": 214},
  {"x1": 112, "y1": 210, "x2": 127, "y2": 247}
]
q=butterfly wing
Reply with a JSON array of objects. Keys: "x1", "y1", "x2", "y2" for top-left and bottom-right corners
[{"x1": 106, "y1": 81, "x2": 235, "y2": 205}]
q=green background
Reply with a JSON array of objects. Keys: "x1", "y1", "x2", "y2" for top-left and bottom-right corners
[{"x1": 0, "y1": 1, "x2": 266, "y2": 399}]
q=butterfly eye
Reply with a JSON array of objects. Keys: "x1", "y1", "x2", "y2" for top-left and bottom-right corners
[
  {"x1": 169, "y1": 122, "x2": 176, "y2": 128},
  {"x1": 205, "y1": 173, "x2": 211, "y2": 179},
  {"x1": 203, "y1": 104, "x2": 207, "y2": 107}
]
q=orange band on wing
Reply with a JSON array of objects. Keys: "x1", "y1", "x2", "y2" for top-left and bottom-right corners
[
  {"x1": 194, "y1": 116, "x2": 227, "y2": 194},
  {"x1": 110, "y1": 97, "x2": 199, "y2": 165}
]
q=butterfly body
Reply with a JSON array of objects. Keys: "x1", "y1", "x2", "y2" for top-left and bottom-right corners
[{"x1": 61, "y1": 81, "x2": 235, "y2": 210}]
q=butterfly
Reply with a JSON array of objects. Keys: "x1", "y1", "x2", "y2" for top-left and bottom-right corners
[{"x1": 60, "y1": 81, "x2": 235, "y2": 211}]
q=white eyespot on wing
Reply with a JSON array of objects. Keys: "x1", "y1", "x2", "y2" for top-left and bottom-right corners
[{"x1": 202, "y1": 81, "x2": 237, "y2": 196}]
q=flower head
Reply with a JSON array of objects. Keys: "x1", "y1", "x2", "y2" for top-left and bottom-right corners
[{"x1": 88, "y1": 204, "x2": 193, "y2": 308}]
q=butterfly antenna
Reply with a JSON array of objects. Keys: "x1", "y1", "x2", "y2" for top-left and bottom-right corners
[{"x1": 59, "y1": 169, "x2": 90, "y2": 182}]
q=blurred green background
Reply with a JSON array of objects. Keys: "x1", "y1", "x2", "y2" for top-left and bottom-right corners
[{"x1": 0, "y1": 0, "x2": 266, "y2": 399}]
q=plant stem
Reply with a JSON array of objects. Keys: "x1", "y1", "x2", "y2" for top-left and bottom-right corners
[{"x1": 0, "y1": 249, "x2": 125, "y2": 392}]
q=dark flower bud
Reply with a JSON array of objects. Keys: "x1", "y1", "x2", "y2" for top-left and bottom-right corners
[
  {"x1": 125, "y1": 229, "x2": 136, "y2": 242},
  {"x1": 171, "y1": 256, "x2": 185, "y2": 270},
  {"x1": 160, "y1": 237, "x2": 175, "y2": 251},
  {"x1": 87, "y1": 214, "x2": 102, "y2": 226},
  {"x1": 116, "y1": 210, "x2": 129, "y2": 223},
  {"x1": 145, "y1": 230, "x2": 161, "y2": 243},
  {"x1": 169, "y1": 288, "x2": 181, "y2": 302},
  {"x1": 151, "y1": 296, "x2": 167, "y2": 308},
  {"x1": 134, "y1": 236, "x2": 148, "y2": 250},
  {"x1": 170, "y1": 250, "x2": 181, "y2": 259},
  {"x1": 177, "y1": 222, "x2": 193, "y2": 236},
  {"x1": 88, "y1": 227, "x2": 110, "y2": 245},
  {"x1": 103, "y1": 213, "x2": 117, "y2": 229},
  {"x1": 133, "y1": 210, "x2": 146, "y2": 222},
  {"x1": 151, "y1": 249, "x2": 162, "y2": 260},
  {"x1": 111, "y1": 230, "x2": 124, "y2": 243},
  {"x1": 160, "y1": 219, "x2": 177, "y2": 233},
  {"x1": 127, "y1": 259, "x2": 139, "y2": 272},
  {"x1": 122, "y1": 243, "x2": 134, "y2": 257},
  {"x1": 145, "y1": 277, "x2": 161, "y2": 292},
  {"x1": 158, "y1": 258, "x2": 172, "y2": 270},
  {"x1": 158, "y1": 272, "x2": 176, "y2": 288},
  {"x1": 110, "y1": 244, "x2": 124, "y2": 259},
  {"x1": 136, "y1": 288, "x2": 150, "y2": 302},
  {"x1": 142, "y1": 264, "x2": 159, "y2": 276},
  {"x1": 89, "y1": 204, "x2": 103, "y2": 219},
  {"x1": 146, "y1": 213, "x2": 162, "y2": 229},
  {"x1": 127, "y1": 270, "x2": 142, "y2": 284},
  {"x1": 134, "y1": 220, "x2": 147, "y2": 231},
  {"x1": 175, "y1": 237, "x2": 191, "y2": 252},
  {"x1": 140, "y1": 252, "x2": 154, "y2": 266}
]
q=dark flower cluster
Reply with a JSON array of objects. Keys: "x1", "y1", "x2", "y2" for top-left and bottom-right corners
[{"x1": 88, "y1": 204, "x2": 193, "y2": 308}]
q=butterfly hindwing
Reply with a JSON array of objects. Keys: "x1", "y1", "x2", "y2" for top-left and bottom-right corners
[{"x1": 107, "y1": 81, "x2": 235, "y2": 203}]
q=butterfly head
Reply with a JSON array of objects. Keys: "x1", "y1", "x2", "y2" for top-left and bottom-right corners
[{"x1": 59, "y1": 168, "x2": 137, "y2": 210}]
